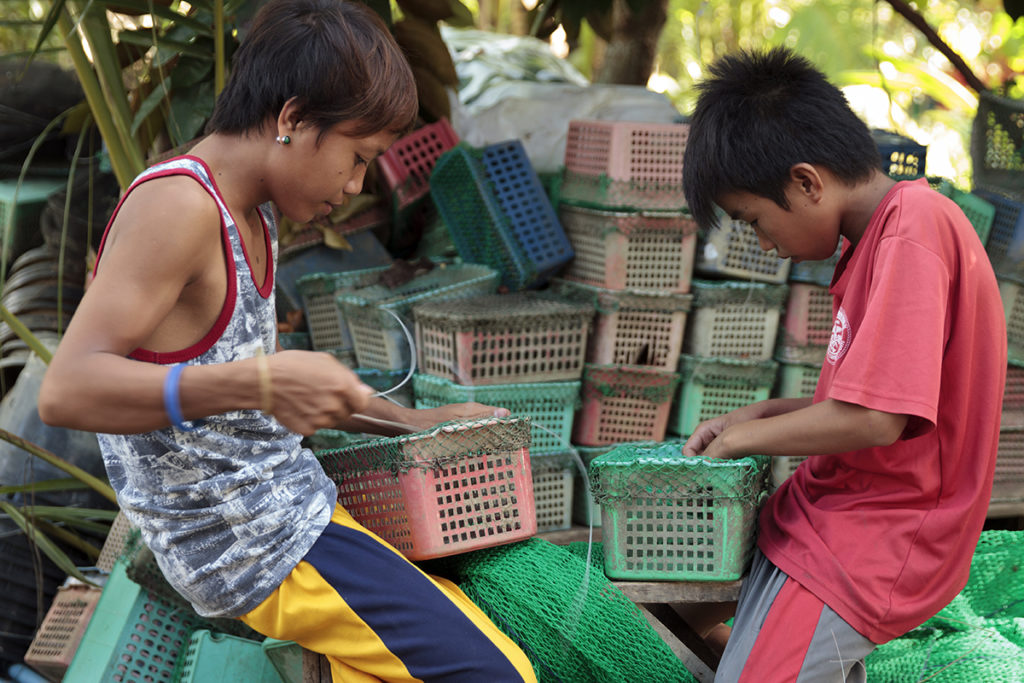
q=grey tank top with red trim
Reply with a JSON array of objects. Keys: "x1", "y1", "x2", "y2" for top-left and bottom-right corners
[{"x1": 96, "y1": 156, "x2": 336, "y2": 618}]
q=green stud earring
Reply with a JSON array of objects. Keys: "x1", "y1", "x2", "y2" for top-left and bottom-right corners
[{"x1": 276, "y1": 135, "x2": 291, "y2": 145}]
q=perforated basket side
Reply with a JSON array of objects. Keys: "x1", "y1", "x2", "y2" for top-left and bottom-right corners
[
  {"x1": 695, "y1": 217, "x2": 791, "y2": 283},
  {"x1": 873, "y1": 129, "x2": 927, "y2": 180},
  {"x1": 378, "y1": 118, "x2": 459, "y2": 209},
  {"x1": 531, "y1": 456, "x2": 574, "y2": 532},
  {"x1": 936, "y1": 180, "x2": 996, "y2": 246},
  {"x1": 780, "y1": 283, "x2": 833, "y2": 348},
  {"x1": 24, "y1": 583, "x2": 103, "y2": 682},
  {"x1": 774, "y1": 361, "x2": 822, "y2": 399},
  {"x1": 971, "y1": 91, "x2": 1024, "y2": 196},
  {"x1": 669, "y1": 356, "x2": 778, "y2": 437},
  {"x1": 1000, "y1": 279, "x2": 1024, "y2": 364},
  {"x1": 978, "y1": 189, "x2": 1024, "y2": 284}
]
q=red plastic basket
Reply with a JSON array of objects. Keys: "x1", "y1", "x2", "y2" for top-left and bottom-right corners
[
  {"x1": 377, "y1": 118, "x2": 459, "y2": 210},
  {"x1": 316, "y1": 418, "x2": 536, "y2": 560},
  {"x1": 573, "y1": 365, "x2": 681, "y2": 446},
  {"x1": 24, "y1": 583, "x2": 103, "y2": 682}
]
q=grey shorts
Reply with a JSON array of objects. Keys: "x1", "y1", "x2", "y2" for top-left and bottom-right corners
[{"x1": 714, "y1": 549, "x2": 876, "y2": 683}]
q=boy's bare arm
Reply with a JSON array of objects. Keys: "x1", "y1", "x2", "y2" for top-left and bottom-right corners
[{"x1": 685, "y1": 398, "x2": 909, "y2": 460}]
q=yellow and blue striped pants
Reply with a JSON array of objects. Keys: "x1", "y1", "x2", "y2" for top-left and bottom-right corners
[{"x1": 240, "y1": 503, "x2": 536, "y2": 682}]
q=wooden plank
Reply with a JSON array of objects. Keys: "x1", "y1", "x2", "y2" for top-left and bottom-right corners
[
  {"x1": 634, "y1": 604, "x2": 716, "y2": 683},
  {"x1": 302, "y1": 649, "x2": 332, "y2": 683},
  {"x1": 614, "y1": 579, "x2": 743, "y2": 604}
]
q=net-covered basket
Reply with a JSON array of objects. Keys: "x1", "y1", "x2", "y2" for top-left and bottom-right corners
[
  {"x1": 295, "y1": 266, "x2": 391, "y2": 354},
  {"x1": 432, "y1": 538, "x2": 697, "y2": 683},
  {"x1": 430, "y1": 141, "x2": 574, "y2": 291},
  {"x1": 560, "y1": 120, "x2": 690, "y2": 211},
  {"x1": 557, "y1": 204, "x2": 697, "y2": 292},
  {"x1": 316, "y1": 417, "x2": 536, "y2": 560},
  {"x1": 669, "y1": 355, "x2": 778, "y2": 437},
  {"x1": 573, "y1": 364, "x2": 681, "y2": 446},
  {"x1": 336, "y1": 263, "x2": 499, "y2": 370},
  {"x1": 866, "y1": 530, "x2": 1024, "y2": 683},
  {"x1": 684, "y1": 279, "x2": 789, "y2": 360},
  {"x1": 412, "y1": 373, "x2": 579, "y2": 455},
  {"x1": 695, "y1": 217, "x2": 791, "y2": 283},
  {"x1": 590, "y1": 442, "x2": 770, "y2": 581},
  {"x1": 971, "y1": 90, "x2": 1024, "y2": 196},
  {"x1": 551, "y1": 279, "x2": 691, "y2": 371},
  {"x1": 413, "y1": 292, "x2": 593, "y2": 385}
]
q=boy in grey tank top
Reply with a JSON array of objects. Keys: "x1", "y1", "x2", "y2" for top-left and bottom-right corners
[{"x1": 40, "y1": 1, "x2": 535, "y2": 680}]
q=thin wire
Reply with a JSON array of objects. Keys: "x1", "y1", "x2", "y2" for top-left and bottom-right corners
[{"x1": 368, "y1": 308, "x2": 417, "y2": 401}]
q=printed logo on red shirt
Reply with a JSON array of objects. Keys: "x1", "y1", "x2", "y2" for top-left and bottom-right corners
[{"x1": 826, "y1": 306, "x2": 851, "y2": 365}]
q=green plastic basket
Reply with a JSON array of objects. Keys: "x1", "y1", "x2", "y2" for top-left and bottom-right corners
[
  {"x1": 935, "y1": 179, "x2": 996, "y2": 246},
  {"x1": 295, "y1": 266, "x2": 391, "y2": 353},
  {"x1": 261, "y1": 639, "x2": 303, "y2": 683},
  {"x1": 412, "y1": 373, "x2": 580, "y2": 455},
  {"x1": 971, "y1": 90, "x2": 1024, "y2": 196},
  {"x1": 178, "y1": 630, "x2": 282, "y2": 683},
  {"x1": 590, "y1": 442, "x2": 770, "y2": 581},
  {"x1": 668, "y1": 355, "x2": 778, "y2": 436},
  {"x1": 336, "y1": 263, "x2": 499, "y2": 370}
]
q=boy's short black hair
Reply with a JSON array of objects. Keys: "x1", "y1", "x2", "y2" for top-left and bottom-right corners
[
  {"x1": 682, "y1": 47, "x2": 880, "y2": 229},
  {"x1": 206, "y1": 0, "x2": 417, "y2": 141}
]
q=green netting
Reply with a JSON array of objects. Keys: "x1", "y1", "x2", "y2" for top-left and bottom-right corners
[
  {"x1": 589, "y1": 442, "x2": 770, "y2": 503},
  {"x1": 558, "y1": 204, "x2": 698, "y2": 238},
  {"x1": 678, "y1": 354, "x2": 779, "y2": 388},
  {"x1": 315, "y1": 416, "x2": 531, "y2": 476},
  {"x1": 690, "y1": 278, "x2": 790, "y2": 308},
  {"x1": 551, "y1": 278, "x2": 693, "y2": 315},
  {"x1": 412, "y1": 292, "x2": 594, "y2": 332},
  {"x1": 294, "y1": 266, "x2": 391, "y2": 298},
  {"x1": 582, "y1": 364, "x2": 682, "y2": 404},
  {"x1": 432, "y1": 538, "x2": 698, "y2": 683},
  {"x1": 558, "y1": 171, "x2": 688, "y2": 212},
  {"x1": 866, "y1": 530, "x2": 1024, "y2": 683}
]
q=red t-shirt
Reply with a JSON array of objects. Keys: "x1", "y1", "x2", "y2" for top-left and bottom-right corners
[{"x1": 758, "y1": 179, "x2": 1006, "y2": 644}]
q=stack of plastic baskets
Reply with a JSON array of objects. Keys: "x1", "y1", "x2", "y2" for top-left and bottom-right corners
[
  {"x1": 683, "y1": 279, "x2": 788, "y2": 360},
  {"x1": 315, "y1": 417, "x2": 536, "y2": 559},
  {"x1": 694, "y1": 215, "x2": 791, "y2": 284},
  {"x1": 335, "y1": 262, "x2": 499, "y2": 370},
  {"x1": 430, "y1": 140, "x2": 574, "y2": 290},
  {"x1": 295, "y1": 265, "x2": 391, "y2": 362},
  {"x1": 411, "y1": 292, "x2": 593, "y2": 532},
  {"x1": 590, "y1": 441, "x2": 771, "y2": 581},
  {"x1": 573, "y1": 364, "x2": 681, "y2": 446},
  {"x1": 669, "y1": 355, "x2": 779, "y2": 437}
]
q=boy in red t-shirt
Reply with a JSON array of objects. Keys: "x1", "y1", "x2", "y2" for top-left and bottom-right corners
[{"x1": 680, "y1": 48, "x2": 1006, "y2": 681}]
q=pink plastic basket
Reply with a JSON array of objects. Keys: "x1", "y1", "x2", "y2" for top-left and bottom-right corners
[
  {"x1": 573, "y1": 365, "x2": 681, "y2": 446},
  {"x1": 377, "y1": 118, "x2": 458, "y2": 210},
  {"x1": 316, "y1": 418, "x2": 536, "y2": 560},
  {"x1": 557, "y1": 204, "x2": 697, "y2": 292},
  {"x1": 561, "y1": 120, "x2": 689, "y2": 210},
  {"x1": 1004, "y1": 360, "x2": 1024, "y2": 427},
  {"x1": 24, "y1": 583, "x2": 103, "y2": 682},
  {"x1": 776, "y1": 282, "x2": 832, "y2": 363}
]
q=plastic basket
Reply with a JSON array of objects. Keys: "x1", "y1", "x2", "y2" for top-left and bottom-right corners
[
  {"x1": 789, "y1": 239, "x2": 842, "y2": 287},
  {"x1": 590, "y1": 442, "x2": 770, "y2": 581},
  {"x1": 557, "y1": 204, "x2": 697, "y2": 292},
  {"x1": 774, "y1": 361, "x2": 822, "y2": 400},
  {"x1": 412, "y1": 373, "x2": 579, "y2": 456},
  {"x1": 1004, "y1": 359, "x2": 1024, "y2": 428},
  {"x1": 551, "y1": 279, "x2": 691, "y2": 371},
  {"x1": 669, "y1": 355, "x2": 778, "y2": 437},
  {"x1": 777, "y1": 282, "x2": 833, "y2": 359},
  {"x1": 771, "y1": 456, "x2": 807, "y2": 491},
  {"x1": 934, "y1": 179, "x2": 996, "y2": 246},
  {"x1": 276, "y1": 332, "x2": 311, "y2": 350},
  {"x1": 336, "y1": 263, "x2": 499, "y2": 370},
  {"x1": 377, "y1": 118, "x2": 459, "y2": 211},
  {"x1": 430, "y1": 141, "x2": 574, "y2": 290},
  {"x1": 178, "y1": 630, "x2": 281, "y2": 683},
  {"x1": 695, "y1": 217, "x2": 791, "y2": 283},
  {"x1": 295, "y1": 266, "x2": 391, "y2": 353},
  {"x1": 316, "y1": 417, "x2": 536, "y2": 560},
  {"x1": 992, "y1": 426, "x2": 1024, "y2": 505},
  {"x1": 573, "y1": 364, "x2": 681, "y2": 446},
  {"x1": 560, "y1": 120, "x2": 689, "y2": 211},
  {"x1": 356, "y1": 367, "x2": 414, "y2": 408},
  {"x1": 95, "y1": 511, "x2": 138, "y2": 573},
  {"x1": 24, "y1": 582, "x2": 103, "y2": 682},
  {"x1": 261, "y1": 639, "x2": 302, "y2": 683},
  {"x1": 873, "y1": 129, "x2": 927, "y2": 180},
  {"x1": 572, "y1": 445, "x2": 613, "y2": 527},
  {"x1": 999, "y1": 278, "x2": 1024, "y2": 364},
  {"x1": 971, "y1": 90, "x2": 1024, "y2": 196},
  {"x1": 684, "y1": 279, "x2": 788, "y2": 361},
  {"x1": 977, "y1": 189, "x2": 1024, "y2": 284},
  {"x1": 531, "y1": 452, "x2": 576, "y2": 532},
  {"x1": 413, "y1": 292, "x2": 592, "y2": 385},
  {"x1": 63, "y1": 561, "x2": 206, "y2": 683},
  {"x1": 0, "y1": 178, "x2": 65, "y2": 265}
]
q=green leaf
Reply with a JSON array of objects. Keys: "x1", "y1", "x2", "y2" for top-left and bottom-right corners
[
  {"x1": 0, "y1": 501, "x2": 97, "y2": 585},
  {"x1": 167, "y1": 78, "x2": 215, "y2": 146},
  {"x1": 26, "y1": 0, "x2": 68, "y2": 70},
  {"x1": 131, "y1": 78, "x2": 174, "y2": 136},
  {"x1": 0, "y1": 478, "x2": 91, "y2": 497},
  {"x1": 173, "y1": 54, "x2": 214, "y2": 88}
]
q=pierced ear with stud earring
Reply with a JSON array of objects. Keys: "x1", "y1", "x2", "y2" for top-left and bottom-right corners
[{"x1": 275, "y1": 135, "x2": 291, "y2": 145}]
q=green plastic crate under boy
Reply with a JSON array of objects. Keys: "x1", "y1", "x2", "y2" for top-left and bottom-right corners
[
  {"x1": 63, "y1": 561, "x2": 207, "y2": 683},
  {"x1": 261, "y1": 638, "x2": 304, "y2": 683},
  {"x1": 669, "y1": 355, "x2": 778, "y2": 437},
  {"x1": 412, "y1": 373, "x2": 580, "y2": 455},
  {"x1": 590, "y1": 442, "x2": 770, "y2": 581},
  {"x1": 178, "y1": 630, "x2": 282, "y2": 683}
]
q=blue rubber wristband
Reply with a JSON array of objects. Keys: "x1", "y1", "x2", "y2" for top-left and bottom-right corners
[{"x1": 163, "y1": 363, "x2": 196, "y2": 432}]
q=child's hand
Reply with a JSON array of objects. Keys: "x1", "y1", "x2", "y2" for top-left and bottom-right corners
[
  {"x1": 683, "y1": 416, "x2": 730, "y2": 458},
  {"x1": 266, "y1": 351, "x2": 374, "y2": 435}
]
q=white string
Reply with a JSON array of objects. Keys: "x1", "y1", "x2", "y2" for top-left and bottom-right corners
[{"x1": 367, "y1": 308, "x2": 417, "y2": 402}]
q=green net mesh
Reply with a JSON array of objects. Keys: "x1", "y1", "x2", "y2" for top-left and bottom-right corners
[
  {"x1": 316, "y1": 416, "x2": 531, "y2": 476},
  {"x1": 582, "y1": 364, "x2": 682, "y2": 404},
  {"x1": 866, "y1": 530, "x2": 1024, "y2": 682},
  {"x1": 428, "y1": 537, "x2": 697, "y2": 683},
  {"x1": 678, "y1": 354, "x2": 779, "y2": 388},
  {"x1": 413, "y1": 292, "x2": 594, "y2": 332},
  {"x1": 558, "y1": 204, "x2": 697, "y2": 238},
  {"x1": 551, "y1": 278, "x2": 693, "y2": 315},
  {"x1": 558, "y1": 171, "x2": 688, "y2": 212},
  {"x1": 690, "y1": 278, "x2": 790, "y2": 309}
]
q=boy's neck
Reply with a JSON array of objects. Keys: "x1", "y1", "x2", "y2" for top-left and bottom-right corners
[
  {"x1": 837, "y1": 171, "x2": 898, "y2": 247},
  {"x1": 187, "y1": 131, "x2": 275, "y2": 219}
]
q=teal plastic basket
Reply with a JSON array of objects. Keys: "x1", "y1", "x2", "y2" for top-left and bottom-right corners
[
  {"x1": 178, "y1": 630, "x2": 283, "y2": 683},
  {"x1": 412, "y1": 373, "x2": 580, "y2": 455},
  {"x1": 668, "y1": 355, "x2": 778, "y2": 437},
  {"x1": 590, "y1": 442, "x2": 770, "y2": 581},
  {"x1": 934, "y1": 179, "x2": 996, "y2": 246},
  {"x1": 295, "y1": 266, "x2": 392, "y2": 354}
]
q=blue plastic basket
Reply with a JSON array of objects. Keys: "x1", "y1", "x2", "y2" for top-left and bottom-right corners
[
  {"x1": 431, "y1": 141, "x2": 574, "y2": 290},
  {"x1": 872, "y1": 129, "x2": 927, "y2": 180},
  {"x1": 977, "y1": 188, "x2": 1024, "y2": 283}
]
